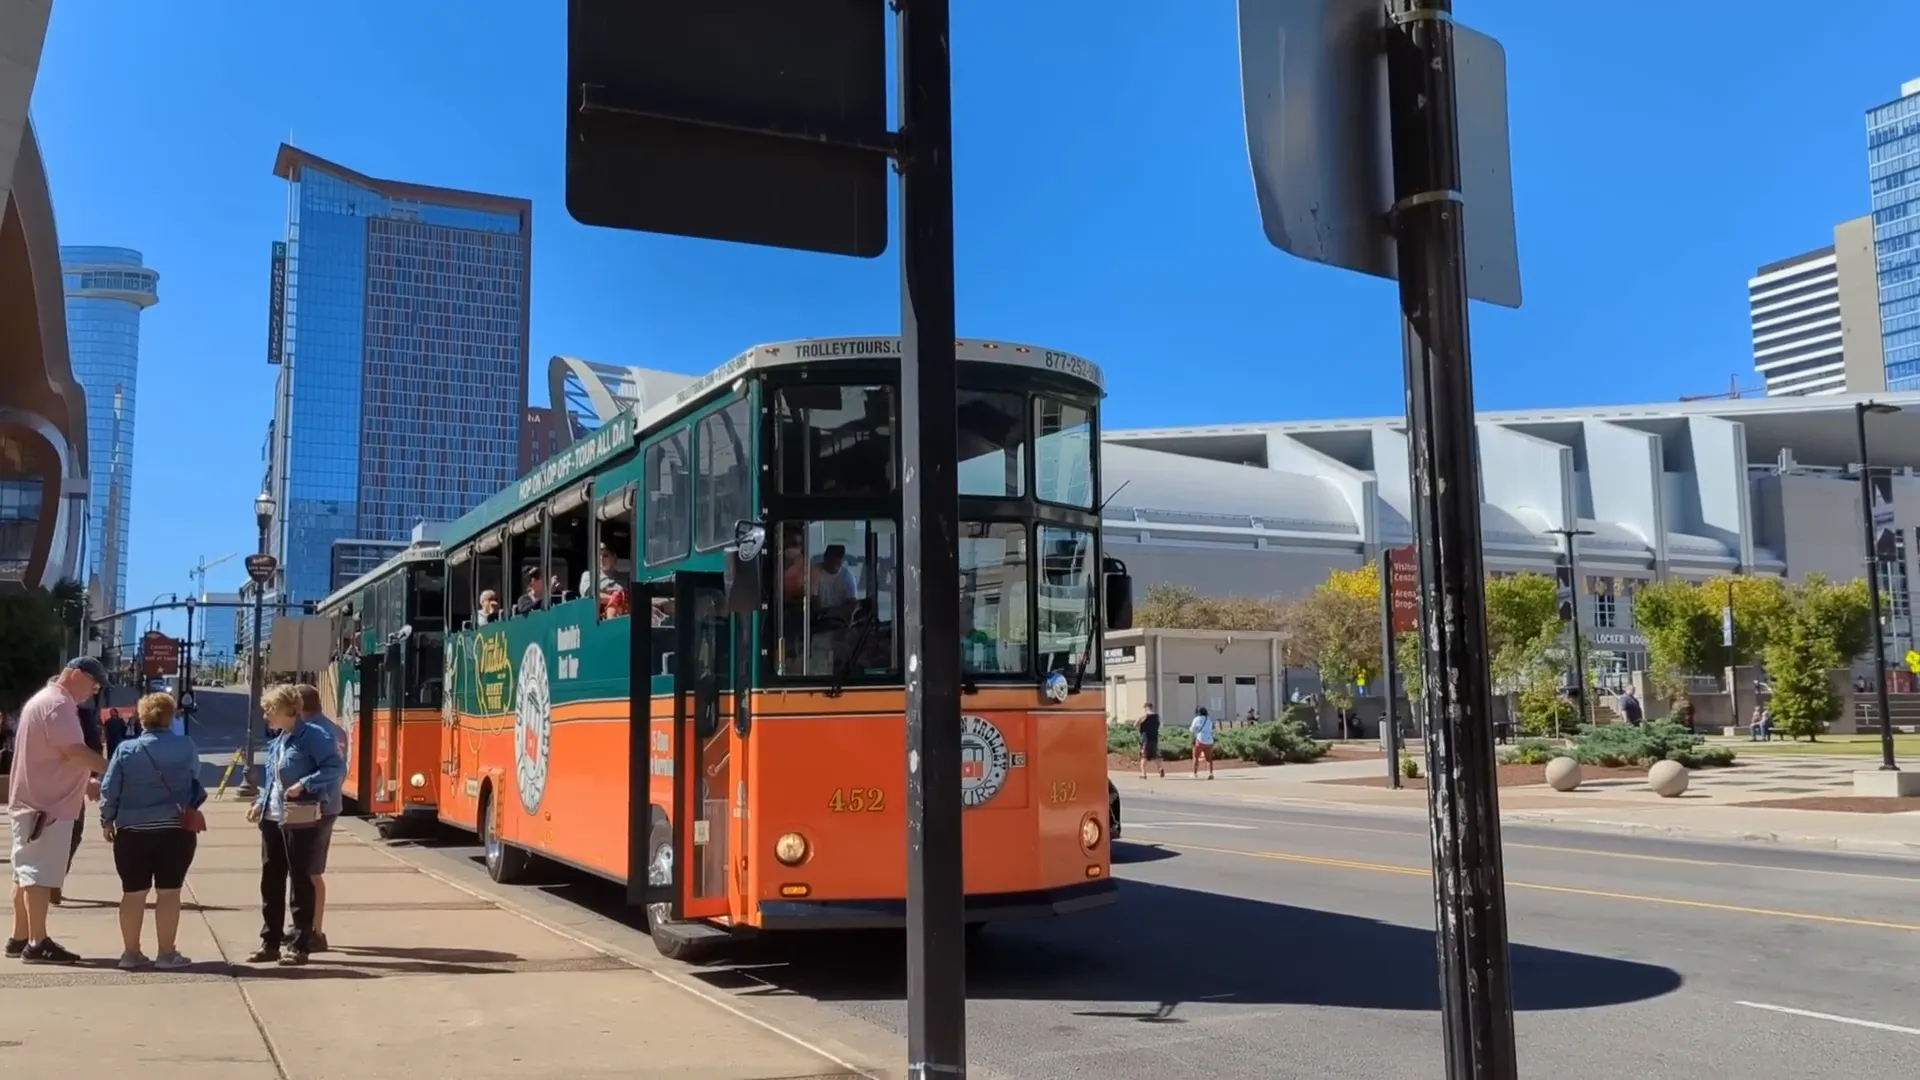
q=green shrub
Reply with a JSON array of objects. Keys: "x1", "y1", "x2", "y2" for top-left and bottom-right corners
[
  {"x1": 1668, "y1": 743, "x2": 1737, "y2": 768},
  {"x1": 1506, "y1": 739, "x2": 1561, "y2": 765},
  {"x1": 1569, "y1": 719, "x2": 1731, "y2": 768},
  {"x1": 1400, "y1": 755, "x2": 1422, "y2": 778},
  {"x1": 1109, "y1": 717, "x2": 1326, "y2": 764}
]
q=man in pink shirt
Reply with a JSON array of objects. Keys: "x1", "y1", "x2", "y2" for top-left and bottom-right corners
[{"x1": 7, "y1": 657, "x2": 109, "y2": 964}]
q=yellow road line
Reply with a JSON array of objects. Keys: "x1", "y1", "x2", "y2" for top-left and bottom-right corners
[
  {"x1": 1158, "y1": 841, "x2": 1920, "y2": 932},
  {"x1": 1135, "y1": 806, "x2": 1920, "y2": 883}
]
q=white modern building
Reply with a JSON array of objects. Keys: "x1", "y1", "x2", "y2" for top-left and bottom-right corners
[
  {"x1": 1749, "y1": 217, "x2": 1884, "y2": 397},
  {"x1": 1103, "y1": 393, "x2": 1920, "y2": 679},
  {"x1": 547, "y1": 355, "x2": 695, "y2": 441}
]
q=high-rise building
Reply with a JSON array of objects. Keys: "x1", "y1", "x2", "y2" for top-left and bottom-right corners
[
  {"x1": 195, "y1": 590, "x2": 239, "y2": 664},
  {"x1": 266, "y1": 145, "x2": 530, "y2": 603},
  {"x1": 1867, "y1": 77, "x2": 1920, "y2": 389},
  {"x1": 519, "y1": 405, "x2": 569, "y2": 471},
  {"x1": 1749, "y1": 216, "x2": 1885, "y2": 396},
  {"x1": 61, "y1": 246, "x2": 159, "y2": 642}
]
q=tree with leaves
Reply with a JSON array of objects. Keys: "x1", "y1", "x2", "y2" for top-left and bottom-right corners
[
  {"x1": 1135, "y1": 583, "x2": 1292, "y2": 633},
  {"x1": 1288, "y1": 562, "x2": 1380, "y2": 709},
  {"x1": 0, "y1": 581, "x2": 82, "y2": 713},
  {"x1": 1762, "y1": 604, "x2": 1841, "y2": 741}
]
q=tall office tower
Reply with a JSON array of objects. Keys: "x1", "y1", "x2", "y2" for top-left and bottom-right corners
[
  {"x1": 265, "y1": 145, "x2": 531, "y2": 603},
  {"x1": 1867, "y1": 77, "x2": 1920, "y2": 389},
  {"x1": 1748, "y1": 216, "x2": 1885, "y2": 396},
  {"x1": 61, "y1": 246, "x2": 159, "y2": 645}
]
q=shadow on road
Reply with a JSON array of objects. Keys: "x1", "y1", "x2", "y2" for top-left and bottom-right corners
[
  {"x1": 710, "y1": 878, "x2": 1684, "y2": 1016},
  {"x1": 1110, "y1": 841, "x2": 1179, "y2": 865},
  {"x1": 393, "y1": 833, "x2": 1683, "y2": 1018}
]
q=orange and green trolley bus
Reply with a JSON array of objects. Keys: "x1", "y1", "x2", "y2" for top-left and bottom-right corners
[
  {"x1": 314, "y1": 540, "x2": 447, "y2": 833},
  {"x1": 436, "y1": 335, "x2": 1131, "y2": 958}
]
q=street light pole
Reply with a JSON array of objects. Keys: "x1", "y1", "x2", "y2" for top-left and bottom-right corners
[
  {"x1": 239, "y1": 491, "x2": 277, "y2": 799},
  {"x1": 182, "y1": 597, "x2": 196, "y2": 735},
  {"x1": 1854, "y1": 400, "x2": 1901, "y2": 772},
  {"x1": 1549, "y1": 527, "x2": 1596, "y2": 732}
]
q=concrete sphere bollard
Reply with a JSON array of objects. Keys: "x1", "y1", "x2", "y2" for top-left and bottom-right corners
[
  {"x1": 1544, "y1": 756, "x2": 1582, "y2": 792},
  {"x1": 1647, "y1": 759, "x2": 1690, "y2": 798}
]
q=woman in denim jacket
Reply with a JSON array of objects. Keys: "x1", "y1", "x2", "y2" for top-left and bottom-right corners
[
  {"x1": 98, "y1": 692, "x2": 207, "y2": 970},
  {"x1": 245, "y1": 684, "x2": 345, "y2": 966}
]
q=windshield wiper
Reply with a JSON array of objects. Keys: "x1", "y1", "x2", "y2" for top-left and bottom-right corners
[{"x1": 826, "y1": 616, "x2": 877, "y2": 699}]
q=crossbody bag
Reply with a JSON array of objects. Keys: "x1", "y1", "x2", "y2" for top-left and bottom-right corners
[{"x1": 139, "y1": 745, "x2": 207, "y2": 833}]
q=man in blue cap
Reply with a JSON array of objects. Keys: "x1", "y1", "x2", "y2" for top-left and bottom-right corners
[{"x1": 7, "y1": 657, "x2": 110, "y2": 964}]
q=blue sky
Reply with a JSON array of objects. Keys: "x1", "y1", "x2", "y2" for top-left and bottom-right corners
[{"x1": 28, "y1": 1, "x2": 1911, "y2": 638}]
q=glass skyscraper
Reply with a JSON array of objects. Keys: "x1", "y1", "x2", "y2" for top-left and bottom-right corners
[
  {"x1": 61, "y1": 246, "x2": 159, "y2": 645},
  {"x1": 267, "y1": 145, "x2": 530, "y2": 604},
  {"x1": 1868, "y1": 77, "x2": 1920, "y2": 388}
]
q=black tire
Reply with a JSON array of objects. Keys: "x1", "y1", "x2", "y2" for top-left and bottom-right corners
[
  {"x1": 646, "y1": 902, "x2": 721, "y2": 962},
  {"x1": 479, "y1": 788, "x2": 531, "y2": 884}
]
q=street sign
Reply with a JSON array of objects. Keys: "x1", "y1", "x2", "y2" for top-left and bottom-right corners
[
  {"x1": 1237, "y1": 0, "x2": 1521, "y2": 307},
  {"x1": 564, "y1": 0, "x2": 890, "y2": 257},
  {"x1": 244, "y1": 554, "x2": 278, "y2": 585},
  {"x1": 1388, "y1": 545, "x2": 1419, "y2": 633},
  {"x1": 141, "y1": 631, "x2": 179, "y2": 677}
]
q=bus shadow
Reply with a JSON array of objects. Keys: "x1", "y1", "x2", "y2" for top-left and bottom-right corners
[{"x1": 710, "y1": 878, "x2": 1684, "y2": 1016}]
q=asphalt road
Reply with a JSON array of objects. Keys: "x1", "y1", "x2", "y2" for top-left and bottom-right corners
[{"x1": 385, "y1": 786, "x2": 1920, "y2": 1079}]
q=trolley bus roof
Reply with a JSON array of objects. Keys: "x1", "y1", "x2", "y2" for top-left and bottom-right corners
[
  {"x1": 315, "y1": 541, "x2": 445, "y2": 615},
  {"x1": 442, "y1": 335, "x2": 1106, "y2": 551}
]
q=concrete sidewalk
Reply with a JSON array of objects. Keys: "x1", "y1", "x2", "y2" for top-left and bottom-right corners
[
  {"x1": 1, "y1": 798, "x2": 873, "y2": 1079},
  {"x1": 1111, "y1": 762, "x2": 1920, "y2": 857}
]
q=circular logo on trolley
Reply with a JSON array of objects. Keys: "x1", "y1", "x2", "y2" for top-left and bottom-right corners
[
  {"x1": 338, "y1": 678, "x2": 359, "y2": 743},
  {"x1": 959, "y1": 715, "x2": 1011, "y2": 809},
  {"x1": 514, "y1": 642, "x2": 552, "y2": 814},
  {"x1": 442, "y1": 639, "x2": 458, "y2": 728}
]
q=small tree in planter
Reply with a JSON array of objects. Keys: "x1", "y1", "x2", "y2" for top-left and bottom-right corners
[{"x1": 1762, "y1": 614, "x2": 1840, "y2": 741}]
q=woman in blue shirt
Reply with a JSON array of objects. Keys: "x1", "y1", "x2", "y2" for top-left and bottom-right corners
[
  {"x1": 98, "y1": 692, "x2": 206, "y2": 970},
  {"x1": 245, "y1": 683, "x2": 345, "y2": 966}
]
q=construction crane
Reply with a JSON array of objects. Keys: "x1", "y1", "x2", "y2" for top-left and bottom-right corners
[{"x1": 188, "y1": 552, "x2": 239, "y2": 601}]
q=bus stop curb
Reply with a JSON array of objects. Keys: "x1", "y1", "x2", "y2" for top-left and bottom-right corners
[{"x1": 342, "y1": 815, "x2": 908, "y2": 1080}]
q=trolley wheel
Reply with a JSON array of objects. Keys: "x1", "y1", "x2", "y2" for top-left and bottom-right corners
[
  {"x1": 645, "y1": 903, "x2": 727, "y2": 963},
  {"x1": 479, "y1": 790, "x2": 531, "y2": 885}
]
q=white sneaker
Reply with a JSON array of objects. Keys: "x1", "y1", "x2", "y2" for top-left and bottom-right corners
[
  {"x1": 153, "y1": 952, "x2": 192, "y2": 971},
  {"x1": 117, "y1": 951, "x2": 151, "y2": 970}
]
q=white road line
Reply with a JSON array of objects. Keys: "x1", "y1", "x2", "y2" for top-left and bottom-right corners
[
  {"x1": 1124, "y1": 821, "x2": 1255, "y2": 830},
  {"x1": 1736, "y1": 1001, "x2": 1920, "y2": 1037}
]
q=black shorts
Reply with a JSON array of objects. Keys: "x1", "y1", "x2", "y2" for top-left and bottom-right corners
[
  {"x1": 113, "y1": 827, "x2": 198, "y2": 892},
  {"x1": 1141, "y1": 737, "x2": 1159, "y2": 760},
  {"x1": 270, "y1": 816, "x2": 337, "y2": 877}
]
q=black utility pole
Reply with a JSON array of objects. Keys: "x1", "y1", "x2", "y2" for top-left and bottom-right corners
[
  {"x1": 1854, "y1": 400, "x2": 1901, "y2": 772},
  {"x1": 897, "y1": 2, "x2": 966, "y2": 1076},
  {"x1": 1549, "y1": 526, "x2": 1595, "y2": 732},
  {"x1": 1384, "y1": 2, "x2": 1518, "y2": 1076}
]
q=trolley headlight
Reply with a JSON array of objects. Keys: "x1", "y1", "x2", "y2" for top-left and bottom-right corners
[
  {"x1": 1080, "y1": 815, "x2": 1103, "y2": 850},
  {"x1": 409, "y1": 773, "x2": 427, "y2": 789},
  {"x1": 774, "y1": 831, "x2": 810, "y2": 866}
]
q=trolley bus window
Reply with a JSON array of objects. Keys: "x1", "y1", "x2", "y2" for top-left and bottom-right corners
[
  {"x1": 549, "y1": 499, "x2": 590, "y2": 604},
  {"x1": 774, "y1": 519, "x2": 898, "y2": 678},
  {"x1": 1035, "y1": 397, "x2": 1095, "y2": 508},
  {"x1": 957, "y1": 391, "x2": 1026, "y2": 498},
  {"x1": 508, "y1": 520, "x2": 544, "y2": 615},
  {"x1": 448, "y1": 553, "x2": 474, "y2": 630},
  {"x1": 406, "y1": 563, "x2": 446, "y2": 708},
  {"x1": 774, "y1": 385, "x2": 894, "y2": 497},
  {"x1": 1037, "y1": 526, "x2": 1099, "y2": 676},
  {"x1": 696, "y1": 398, "x2": 753, "y2": 551},
  {"x1": 598, "y1": 499, "x2": 637, "y2": 623},
  {"x1": 473, "y1": 550, "x2": 503, "y2": 624},
  {"x1": 644, "y1": 429, "x2": 691, "y2": 566},
  {"x1": 960, "y1": 522, "x2": 1030, "y2": 675}
]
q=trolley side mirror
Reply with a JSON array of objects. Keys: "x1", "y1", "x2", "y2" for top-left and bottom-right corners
[{"x1": 723, "y1": 520, "x2": 767, "y2": 616}]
